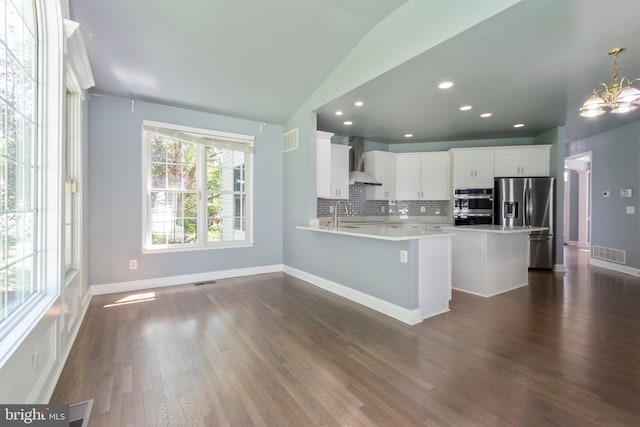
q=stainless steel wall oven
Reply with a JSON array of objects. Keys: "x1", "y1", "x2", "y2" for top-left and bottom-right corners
[{"x1": 454, "y1": 188, "x2": 493, "y2": 225}]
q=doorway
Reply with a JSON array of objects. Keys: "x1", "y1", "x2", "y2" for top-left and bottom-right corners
[{"x1": 564, "y1": 152, "x2": 591, "y2": 249}]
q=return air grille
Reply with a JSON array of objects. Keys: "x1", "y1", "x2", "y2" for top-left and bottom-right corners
[
  {"x1": 592, "y1": 245, "x2": 626, "y2": 264},
  {"x1": 283, "y1": 128, "x2": 298, "y2": 152}
]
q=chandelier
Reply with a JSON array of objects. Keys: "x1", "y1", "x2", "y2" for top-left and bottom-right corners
[{"x1": 580, "y1": 48, "x2": 640, "y2": 118}]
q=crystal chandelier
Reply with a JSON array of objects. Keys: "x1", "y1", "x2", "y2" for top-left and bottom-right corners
[{"x1": 580, "y1": 48, "x2": 640, "y2": 118}]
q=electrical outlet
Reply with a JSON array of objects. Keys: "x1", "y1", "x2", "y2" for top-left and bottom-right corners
[
  {"x1": 400, "y1": 250, "x2": 408, "y2": 263},
  {"x1": 329, "y1": 206, "x2": 334, "y2": 213},
  {"x1": 129, "y1": 259, "x2": 138, "y2": 270},
  {"x1": 626, "y1": 206, "x2": 635, "y2": 214},
  {"x1": 420, "y1": 206, "x2": 426, "y2": 213}
]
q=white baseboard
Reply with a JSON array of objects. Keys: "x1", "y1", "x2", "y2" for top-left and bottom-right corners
[
  {"x1": 568, "y1": 241, "x2": 589, "y2": 248},
  {"x1": 283, "y1": 265, "x2": 421, "y2": 325},
  {"x1": 553, "y1": 264, "x2": 566, "y2": 272},
  {"x1": 36, "y1": 290, "x2": 92, "y2": 403},
  {"x1": 453, "y1": 282, "x2": 528, "y2": 298},
  {"x1": 91, "y1": 264, "x2": 284, "y2": 295},
  {"x1": 590, "y1": 258, "x2": 640, "y2": 277}
]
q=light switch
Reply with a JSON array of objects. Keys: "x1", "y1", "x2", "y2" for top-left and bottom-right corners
[
  {"x1": 400, "y1": 250, "x2": 408, "y2": 263},
  {"x1": 626, "y1": 206, "x2": 635, "y2": 214}
]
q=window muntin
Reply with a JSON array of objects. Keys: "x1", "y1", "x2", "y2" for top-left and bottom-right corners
[
  {"x1": 1, "y1": 0, "x2": 38, "y2": 323},
  {"x1": 143, "y1": 122, "x2": 253, "y2": 251}
]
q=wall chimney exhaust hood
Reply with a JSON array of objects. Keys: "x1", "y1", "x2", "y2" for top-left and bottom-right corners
[{"x1": 348, "y1": 136, "x2": 381, "y2": 185}]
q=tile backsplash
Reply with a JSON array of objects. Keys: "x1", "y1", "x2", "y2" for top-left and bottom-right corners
[{"x1": 317, "y1": 183, "x2": 449, "y2": 218}]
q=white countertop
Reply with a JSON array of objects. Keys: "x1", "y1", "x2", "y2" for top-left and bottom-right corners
[
  {"x1": 297, "y1": 225, "x2": 454, "y2": 241},
  {"x1": 440, "y1": 225, "x2": 549, "y2": 234}
]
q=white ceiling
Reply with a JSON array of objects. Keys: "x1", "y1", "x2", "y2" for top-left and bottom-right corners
[
  {"x1": 71, "y1": 0, "x2": 640, "y2": 144},
  {"x1": 69, "y1": 0, "x2": 407, "y2": 124}
]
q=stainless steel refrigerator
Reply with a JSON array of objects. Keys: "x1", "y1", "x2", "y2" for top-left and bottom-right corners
[{"x1": 494, "y1": 177, "x2": 555, "y2": 269}]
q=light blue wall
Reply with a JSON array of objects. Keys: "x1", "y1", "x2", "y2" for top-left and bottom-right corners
[
  {"x1": 89, "y1": 95, "x2": 283, "y2": 286},
  {"x1": 569, "y1": 170, "x2": 579, "y2": 242},
  {"x1": 567, "y1": 120, "x2": 640, "y2": 269}
]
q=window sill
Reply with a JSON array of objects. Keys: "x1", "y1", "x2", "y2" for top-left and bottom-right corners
[{"x1": 141, "y1": 242, "x2": 254, "y2": 254}]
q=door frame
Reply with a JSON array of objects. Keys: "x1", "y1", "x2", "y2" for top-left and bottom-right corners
[{"x1": 564, "y1": 152, "x2": 592, "y2": 249}]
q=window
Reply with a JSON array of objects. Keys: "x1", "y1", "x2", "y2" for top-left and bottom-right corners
[
  {"x1": 1, "y1": 0, "x2": 39, "y2": 324},
  {"x1": 233, "y1": 165, "x2": 245, "y2": 231},
  {"x1": 142, "y1": 121, "x2": 254, "y2": 251},
  {"x1": 63, "y1": 72, "x2": 81, "y2": 275}
]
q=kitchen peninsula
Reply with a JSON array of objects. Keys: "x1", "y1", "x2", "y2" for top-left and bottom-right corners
[
  {"x1": 440, "y1": 225, "x2": 548, "y2": 297},
  {"x1": 296, "y1": 222, "x2": 453, "y2": 325}
]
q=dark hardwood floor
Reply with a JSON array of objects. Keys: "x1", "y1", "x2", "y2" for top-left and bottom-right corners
[{"x1": 51, "y1": 247, "x2": 640, "y2": 426}]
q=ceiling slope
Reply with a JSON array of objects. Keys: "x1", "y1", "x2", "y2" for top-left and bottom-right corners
[{"x1": 70, "y1": 0, "x2": 407, "y2": 124}]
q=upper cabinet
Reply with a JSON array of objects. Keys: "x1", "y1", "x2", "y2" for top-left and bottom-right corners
[
  {"x1": 395, "y1": 152, "x2": 450, "y2": 200},
  {"x1": 494, "y1": 145, "x2": 550, "y2": 177},
  {"x1": 316, "y1": 131, "x2": 351, "y2": 199},
  {"x1": 451, "y1": 149, "x2": 494, "y2": 189},
  {"x1": 364, "y1": 150, "x2": 396, "y2": 200}
]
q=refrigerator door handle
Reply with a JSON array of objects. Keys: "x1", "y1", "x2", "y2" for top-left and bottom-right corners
[
  {"x1": 525, "y1": 187, "x2": 532, "y2": 226},
  {"x1": 523, "y1": 187, "x2": 528, "y2": 226}
]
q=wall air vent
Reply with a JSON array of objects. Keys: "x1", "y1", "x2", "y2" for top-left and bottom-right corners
[
  {"x1": 283, "y1": 128, "x2": 298, "y2": 153},
  {"x1": 592, "y1": 245, "x2": 626, "y2": 264}
]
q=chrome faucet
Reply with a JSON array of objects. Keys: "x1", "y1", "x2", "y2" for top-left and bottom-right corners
[{"x1": 333, "y1": 200, "x2": 349, "y2": 228}]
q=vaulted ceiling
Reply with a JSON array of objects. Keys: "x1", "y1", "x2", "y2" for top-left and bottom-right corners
[
  {"x1": 69, "y1": 0, "x2": 407, "y2": 124},
  {"x1": 71, "y1": 0, "x2": 640, "y2": 143}
]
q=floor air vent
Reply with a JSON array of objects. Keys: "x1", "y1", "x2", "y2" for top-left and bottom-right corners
[
  {"x1": 592, "y1": 245, "x2": 626, "y2": 264},
  {"x1": 283, "y1": 128, "x2": 298, "y2": 152}
]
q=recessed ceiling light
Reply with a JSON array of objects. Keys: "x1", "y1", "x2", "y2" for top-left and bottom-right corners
[
  {"x1": 354, "y1": 101, "x2": 364, "y2": 107},
  {"x1": 404, "y1": 133, "x2": 413, "y2": 138},
  {"x1": 480, "y1": 113, "x2": 492, "y2": 118},
  {"x1": 438, "y1": 81, "x2": 454, "y2": 89},
  {"x1": 513, "y1": 123, "x2": 525, "y2": 128},
  {"x1": 335, "y1": 111, "x2": 343, "y2": 116},
  {"x1": 344, "y1": 121, "x2": 353, "y2": 126},
  {"x1": 459, "y1": 105, "x2": 473, "y2": 111}
]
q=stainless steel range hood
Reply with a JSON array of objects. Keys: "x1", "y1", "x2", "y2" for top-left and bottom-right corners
[{"x1": 348, "y1": 136, "x2": 381, "y2": 186}]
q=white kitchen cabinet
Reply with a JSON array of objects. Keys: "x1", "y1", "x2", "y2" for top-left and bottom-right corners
[
  {"x1": 316, "y1": 131, "x2": 351, "y2": 199},
  {"x1": 331, "y1": 144, "x2": 351, "y2": 199},
  {"x1": 364, "y1": 150, "x2": 396, "y2": 200},
  {"x1": 494, "y1": 145, "x2": 550, "y2": 177},
  {"x1": 451, "y1": 149, "x2": 494, "y2": 189},
  {"x1": 420, "y1": 152, "x2": 451, "y2": 200},
  {"x1": 395, "y1": 153, "x2": 451, "y2": 200}
]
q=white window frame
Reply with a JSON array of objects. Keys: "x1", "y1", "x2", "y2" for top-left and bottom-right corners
[
  {"x1": 0, "y1": 0, "x2": 64, "y2": 364},
  {"x1": 63, "y1": 65, "x2": 81, "y2": 279},
  {"x1": 141, "y1": 120, "x2": 254, "y2": 253}
]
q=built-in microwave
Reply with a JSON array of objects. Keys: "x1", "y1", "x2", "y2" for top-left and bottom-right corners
[{"x1": 454, "y1": 188, "x2": 494, "y2": 226}]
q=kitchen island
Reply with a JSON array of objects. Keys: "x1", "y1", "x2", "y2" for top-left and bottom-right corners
[
  {"x1": 295, "y1": 224, "x2": 453, "y2": 324},
  {"x1": 440, "y1": 225, "x2": 548, "y2": 297}
]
